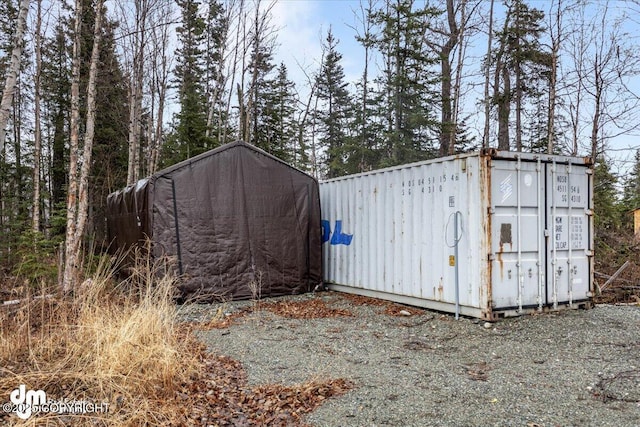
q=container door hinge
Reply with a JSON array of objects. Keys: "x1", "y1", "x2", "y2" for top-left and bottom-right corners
[{"x1": 488, "y1": 254, "x2": 495, "y2": 261}]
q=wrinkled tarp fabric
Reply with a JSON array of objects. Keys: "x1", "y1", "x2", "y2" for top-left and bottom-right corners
[{"x1": 106, "y1": 141, "x2": 322, "y2": 301}]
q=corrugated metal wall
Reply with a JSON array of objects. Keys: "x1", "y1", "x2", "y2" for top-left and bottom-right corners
[{"x1": 320, "y1": 151, "x2": 593, "y2": 319}]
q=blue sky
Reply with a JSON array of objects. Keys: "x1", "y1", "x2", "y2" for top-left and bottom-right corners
[
  {"x1": 272, "y1": 0, "x2": 364, "y2": 89},
  {"x1": 270, "y1": 0, "x2": 640, "y2": 175}
]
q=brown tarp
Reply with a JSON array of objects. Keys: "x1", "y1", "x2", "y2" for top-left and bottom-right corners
[{"x1": 106, "y1": 141, "x2": 322, "y2": 300}]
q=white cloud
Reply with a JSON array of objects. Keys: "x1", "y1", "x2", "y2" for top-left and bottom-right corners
[
  {"x1": 270, "y1": 0, "x2": 364, "y2": 96},
  {"x1": 271, "y1": 0, "x2": 326, "y2": 93}
]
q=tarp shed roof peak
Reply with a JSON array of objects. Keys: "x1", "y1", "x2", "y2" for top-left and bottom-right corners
[{"x1": 151, "y1": 140, "x2": 316, "y2": 183}]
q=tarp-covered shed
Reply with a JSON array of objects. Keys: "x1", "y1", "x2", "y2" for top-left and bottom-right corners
[{"x1": 106, "y1": 141, "x2": 322, "y2": 300}]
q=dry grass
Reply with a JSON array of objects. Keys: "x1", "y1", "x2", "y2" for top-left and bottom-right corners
[
  {"x1": 0, "y1": 253, "x2": 201, "y2": 426},
  {"x1": 0, "y1": 254, "x2": 354, "y2": 426}
]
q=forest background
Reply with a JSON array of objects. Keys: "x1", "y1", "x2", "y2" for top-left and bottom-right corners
[{"x1": 1, "y1": 0, "x2": 639, "y2": 292}]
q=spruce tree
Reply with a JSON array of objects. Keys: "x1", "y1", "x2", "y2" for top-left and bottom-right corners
[
  {"x1": 89, "y1": 16, "x2": 129, "y2": 244},
  {"x1": 352, "y1": 0, "x2": 381, "y2": 172},
  {"x1": 260, "y1": 62, "x2": 298, "y2": 164},
  {"x1": 167, "y1": 0, "x2": 212, "y2": 165},
  {"x1": 315, "y1": 28, "x2": 353, "y2": 178},
  {"x1": 41, "y1": 22, "x2": 71, "y2": 234},
  {"x1": 371, "y1": 0, "x2": 439, "y2": 166},
  {"x1": 247, "y1": 25, "x2": 276, "y2": 152},
  {"x1": 622, "y1": 150, "x2": 640, "y2": 213},
  {"x1": 204, "y1": 0, "x2": 228, "y2": 145},
  {"x1": 593, "y1": 156, "x2": 626, "y2": 272},
  {"x1": 493, "y1": 0, "x2": 551, "y2": 151}
]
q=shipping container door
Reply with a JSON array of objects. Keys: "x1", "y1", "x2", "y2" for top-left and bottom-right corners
[
  {"x1": 545, "y1": 161, "x2": 592, "y2": 307},
  {"x1": 490, "y1": 159, "x2": 545, "y2": 310}
]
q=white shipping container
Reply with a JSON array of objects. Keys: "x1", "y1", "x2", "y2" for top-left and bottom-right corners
[{"x1": 320, "y1": 150, "x2": 594, "y2": 320}]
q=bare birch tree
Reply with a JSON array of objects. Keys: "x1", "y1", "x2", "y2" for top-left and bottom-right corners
[
  {"x1": 248, "y1": 0, "x2": 276, "y2": 145},
  {"x1": 115, "y1": 0, "x2": 150, "y2": 185},
  {"x1": 350, "y1": 0, "x2": 377, "y2": 169},
  {"x1": 147, "y1": 1, "x2": 175, "y2": 174},
  {"x1": 62, "y1": 0, "x2": 104, "y2": 292},
  {"x1": 205, "y1": 0, "x2": 233, "y2": 141},
  {"x1": 234, "y1": 0, "x2": 277, "y2": 144},
  {"x1": 546, "y1": 0, "x2": 562, "y2": 155},
  {"x1": 62, "y1": 0, "x2": 83, "y2": 292},
  {"x1": 0, "y1": 0, "x2": 29, "y2": 149},
  {"x1": 564, "y1": 1, "x2": 640, "y2": 160},
  {"x1": 482, "y1": 0, "x2": 494, "y2": 149},
  {"x1": 427, "y1": 0, "x2": 461, "y2": 156},
  {"x1": 222, "y1": 0, "x2": 247, "y2": 141},
  {"x1": 32, "y1": 0, "x2": 43, "y2": 232},
  {"x1": 493, "y1": 10, "x2": 511, "y2": 151}
]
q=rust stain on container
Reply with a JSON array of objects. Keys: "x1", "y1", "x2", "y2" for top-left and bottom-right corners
[
  {"x1": 497, "y1": 222, "x2": 512, "y2": 281},
  {"x1": 483, "y1": 154, "x2": 493, "y2": 310},
  {"x1": 497, "y1": 242, "x2": 504, "y2": 280}
]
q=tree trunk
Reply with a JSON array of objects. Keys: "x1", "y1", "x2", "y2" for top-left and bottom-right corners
[
  {"x1": 75, "y1": 0, "x2": 104, "y2": 268},
  {"x1": 451, "y1": 0, "x2": 468, "y2": 154},
  {"x1": 13, "y1": 86, "x2": 24, "y2": 221},
  {"x1": 440, "y1": 53, "x2": 453, "y2": 156},
  {"x1": 32, "y1": 0, "x2": 43, "y2": 233},
  {"x1": 393, "y1": 4, "x2": 402, "y2": 163},
  {"x1": 515, "y1": 64, "x2": 522, "y2": 152},
  {"x1": 147, "y1": 0, "x2": 172, "y2": 174},
  {"x1": 547, "y1": 0, "x2": 561, "y2": 154},
  {"x1": 224, "y1": 1, "x2": 246, "y2": 143},
  {"x1": 62, "y1": 0, "x2": 83, "y2": 292},
  {"x1": 497, "y1": 64, "x2": 511, "y2": 151},
  {"x1": 206, "y1": 4, "x2": 231, "y2": 141},
  {"x1": 0, "y1": 0, "x2": 29, "y2": 148},
  {"x1": 591, "y1": 55, "x2": 601, "y2": 161},
  {"x1": 547, "y1": 45, "x2": 558, "y2": 154},
  {"x1": 63, "y1": 0, "x2": 104, "y2": 292},
  {"x1": 361, "y1": 41, "x2": 369, "y2": 169},
  {"x1": 494, "y1": 12, "x2": 511, "y2": 151},
  {"x1": 126, "y1": 0, "x2": 147, "y2": 185},
  {"x1": 514, "y1": 9, "x2": 522, "y2": 152},
  {"x1": 439, "y1": 0, "x2": 458, "y2": 157},
  {"x1": 482, "y1": 0, "x2": 495, "y2": 149}
]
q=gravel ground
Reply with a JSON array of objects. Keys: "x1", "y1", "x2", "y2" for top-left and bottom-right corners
[{"x1": 179, "y1": 291, "x2": 640, "y2": 427}]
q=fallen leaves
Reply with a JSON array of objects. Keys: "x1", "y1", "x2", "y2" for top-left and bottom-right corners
[
  {"x1": 261, "y1": 299, "x2": 353, "y2": 319},
  {"x1": 170, "y1": 341, "x2": 353, "y2": 426},
  {"x1": 187, "y1": 297, "x2": 355, "y2": 332},
  {"x1": 186, "y1": 294, "x2": 431, "y2": 335},
  {"x1": 339, "y1": 293, "x2": 427, "y2": 316},
  {"x1": 339, "y1": 293, "x2": 391, "y2": 307}
]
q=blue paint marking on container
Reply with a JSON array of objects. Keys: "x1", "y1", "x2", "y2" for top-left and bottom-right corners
[{"x1": 321, "y1": 220, "x2": 353, "y2": 245}]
